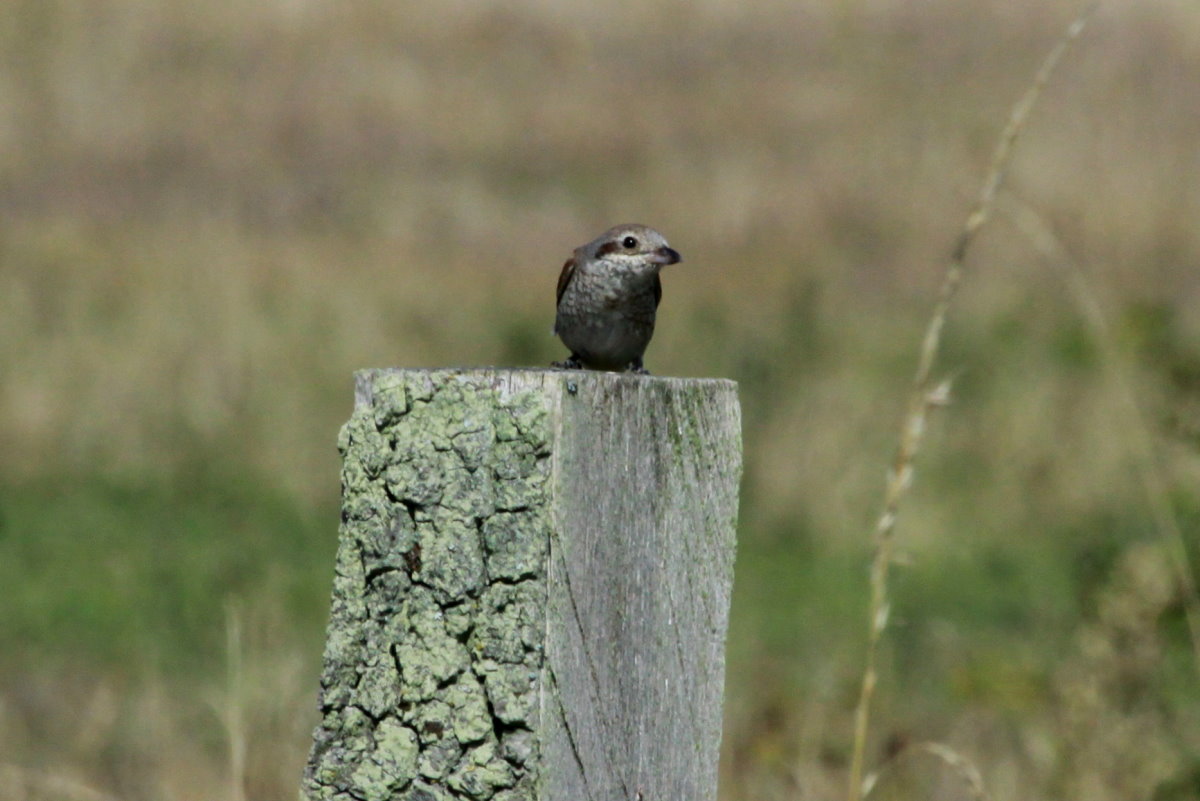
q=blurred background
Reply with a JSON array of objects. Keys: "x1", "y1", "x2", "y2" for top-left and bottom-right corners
[{"x1": 2, "y1": 0, "x2": 1199, "y2": 798}]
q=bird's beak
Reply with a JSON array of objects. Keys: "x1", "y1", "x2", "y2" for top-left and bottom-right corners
[{"x1": 652, "y1": 246, "x2": 682, "y2": 266}]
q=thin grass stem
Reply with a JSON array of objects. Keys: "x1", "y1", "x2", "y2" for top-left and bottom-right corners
[{"x1": 844, "y1": 6, "x2": 1098, "y2": 801}]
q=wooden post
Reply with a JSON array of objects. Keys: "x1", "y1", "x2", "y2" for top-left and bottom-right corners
[{"x1": 303, "y1": 368, "x2": 741, "y2": 801}]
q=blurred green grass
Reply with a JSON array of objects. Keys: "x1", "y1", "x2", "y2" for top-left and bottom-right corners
[
  {"x1": 2, "y1": 0, "x2": 1200, "y2": 799},
  {"x1": 0, "y1": 474, "x2": 335, "y2": 676}
]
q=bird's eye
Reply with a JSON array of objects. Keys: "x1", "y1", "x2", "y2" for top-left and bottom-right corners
[{"x1": 622, "y1": 236, "x2": 638, "y2": 249}]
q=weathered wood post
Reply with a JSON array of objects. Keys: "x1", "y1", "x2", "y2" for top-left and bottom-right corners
[{"x1": 303, "y1": 368, "x2": 740, "y2": 801}]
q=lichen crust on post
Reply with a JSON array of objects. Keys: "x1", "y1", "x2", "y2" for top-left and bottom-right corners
[{"x1": 304, "y1": 369, "x2": 554, "y2": 801}]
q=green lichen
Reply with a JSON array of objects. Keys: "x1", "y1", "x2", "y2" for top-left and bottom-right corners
[
  {"x1": 448, "y1": 741, "x2": 516, "y2": 799},
  {"x1": 405, "y1": 780, "x2": 455, "y2": 801},
  {"x1": 354, "y1": 653, "x2": 402, "y2": 719},
  {"x1": 442, "y1": 601, "x2": 476, "y2": 639},
  {"x1": 497, "y1": 729, "x2": 536, "y2": 768},
  {"x1": 438, "y1": 463, "x2": 497, "y2": 520},
  {"x1": 396, "y1": 590, "x2": 468, "y2": 701},
  {"x1": 349, "y1": 720, "x2": 419, "y2": 800},
  {"x1": 418, "y1": 737, "x2": 463, "y2": 780},
  {"x1": 445, "y1": 673, "x2": 492, "y2": 744},
  {"x1": 304, "y1": 370, "x2": 553, "y2": 801},
  {"x1": 371, "y1": 371, "x2": 410, "y2": 431},
  {"x1": 470, "y1": 583, "x2": 540, "y2": 664},
  {"x1": 482, "y1": 512, "x2": 548, "y2": 581},
  {"x1": 414, "y1": 517, "x2": 486, "y2": 603},
  {"x1": 385, "y1": 458, "x2": 446, "y2": 507},
  {"x1": 477, "y1": 661, "x2": 538, "y2": 725}
]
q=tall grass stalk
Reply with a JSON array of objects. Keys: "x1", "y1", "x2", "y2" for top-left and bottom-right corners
[{"x1": 844, "y1": 6, "x2": 1098, "y2": 801}]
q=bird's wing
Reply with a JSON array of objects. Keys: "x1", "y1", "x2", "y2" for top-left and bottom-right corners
[
  {"x1": 653, "y1": 274, "x2": 662, "y2": 308},
  {"x1": 556, "y1": 257, "x2": 577, "y2": 306}
]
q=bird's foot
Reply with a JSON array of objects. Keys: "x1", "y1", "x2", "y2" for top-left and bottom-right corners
[
  {"x1": 626, "y1": 358, "x2": 651, "y2": 375},
  {"x1": 551, "y1": 355, "x2": 584, "y2": 370}
]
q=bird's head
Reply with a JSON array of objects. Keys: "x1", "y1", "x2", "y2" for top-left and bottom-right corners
[{"x1": 583, "y1": 223, "x2": 681, "y2": 269}]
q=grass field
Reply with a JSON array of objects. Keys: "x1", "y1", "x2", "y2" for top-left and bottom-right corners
[{"x1": 2, "y1": 0, "x2": 1199, "y2": 799}]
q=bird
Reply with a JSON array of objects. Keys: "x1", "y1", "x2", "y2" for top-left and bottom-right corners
[{"x1": 551, "y1": 224, "x2": 682, "y2": 374}]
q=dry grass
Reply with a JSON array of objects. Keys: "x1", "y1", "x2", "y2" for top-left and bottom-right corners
[
  {"x1": 847, "y1": 8, "x2": 1095, "y2": 799},
  {"x1": 2, "y1": 0, "x2": 1199, "y2": 799},
  {"x1": 0, "y1": 598, "x2": 314, "y2": 801}
]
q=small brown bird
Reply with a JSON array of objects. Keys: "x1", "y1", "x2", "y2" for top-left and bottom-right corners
[{"x1": 551, "y1": 224, "x2": 682, "y2": 374}]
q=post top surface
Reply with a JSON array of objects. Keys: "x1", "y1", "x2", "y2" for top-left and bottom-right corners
[
  {"x1": 355, "y1": 366, "x2": 735, "y2": 383},
  {"x1": 353, "y1": 367, "x2": 738, "y2": 411}
]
